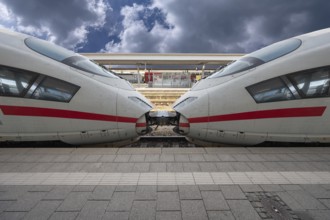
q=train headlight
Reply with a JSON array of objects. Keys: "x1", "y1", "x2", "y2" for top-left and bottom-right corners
[
  {"x1": 173, "y1": 97, "x2": 198, "y2": 109},
  {"x1": 128, "y1": 96, "x2": 153, "y2": 109}
]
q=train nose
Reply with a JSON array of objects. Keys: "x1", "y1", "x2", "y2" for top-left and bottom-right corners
[
  {"x1": 136, "y1": 114, "x2": 151, "y2": 135},
  {"x1": 173, "y1": 114, "x2": 190, "y2": 135}
]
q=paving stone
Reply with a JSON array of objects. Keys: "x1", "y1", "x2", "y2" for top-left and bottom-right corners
[
  {"x1": 24, "y1": 200, "x2": 61, "y2": 220},
  {"x1": 174, "y1": 154, "x2": 190, "y2": 162},
  {"x1": 129, "y1": 154, "x2": 146, "y2": 162},
  {"x1": 0, "y1": 211, "x2": 26, "y2": 220},
  {"x1": 0, "y1": 201, "x2": 14, "y2": 212},
  {"x1": 280, "y1": 184, "x2": 303, "y2": 191},
  {"x1": 100, "y1": 163, "x2": 118, "y2": 172},
  {"x1": 276, "y1": 191, "x2": 304, "y2": 210},
  {"x1": 203, "y1": 154, "x2": 220, "y2": 162},
  {"x1": 83, "y1": 154, "x2": 102, "y2": 162},
  {"x1": 145, "y1": 154, "x2": 160, "y2": 162},
  {"x1": 198, "y1": 184, "x2": 221, "y2": 191},
  {"x1": 135, "y1": 185, "x2": 157, "y2": 200},
  {"x1": 157, "y1": 192, "x2": 180, "y2": 211},
  {"x1": 189, "y1": 154, "x2": 205, "y2": 162},
  {"x1": 215, "y1": 162, "x2": 235, "y2": 172},
  {"x1": 44, "y1": 186, "x2": 74, "y2": 200},
  {"x1": 232, "y1": 162, "x2": 253, "y2": 171},
  {"x1": 199, "y1": 162, "x2": 218, "y2": 171},
  {"x1": 68, "y1": 154, "x2": 87, "y2": 162},
  {"x1": 80, "y1": 162, "x2": 101, "y2": 172},
  {"x1": 115, "y1": 185, "x2": 137, "y2": 192},
  {"x1": 262, "y1": 162, "x2": 287, "y2": 171},
  {"x1": 90, "y1": 186, "x2": 115, "y2": 200},
  {"x1": 73, "y1": 185, "x2": 96, "y2": 192},
  {"x1": 132, "y1": 163, "x2": 150, "y2": 172},
  {"x1": 287, "y1": 190, "x2": 327, "y2": 210},
  {"x1": 239, "y1": 184, "x2": 263, "y2": 192},
  {"x1": 308, "y1": 210, "x2": 330, "y2": 220},
  {"x1": 114, "y1": 155, "x2": 131, "y2": 162},
  {"x1": 130, "y1": 201, "x2": 156, "y2": 220},
  {"x1": 157, "y1": 185, "x2": 178, "y2": 192},
  {"x1": 76, "y1": 200, "x2": 108, "y2": 220},
  {"x1": 227, "y1": 200, "x2": 261, "y2": 220},
  {"x1": 56, "y1": 192, "x2": 90, "y2": 212},
  {"x1": 179, "y1": 185, "x2": 202, "y2": 200},
  {"x1": 300, "y1": 185, "x2": 330, "y2": 198},
  {"x1": 220, "y1": 185, "x2": 246, "y2": 199},
  {"x1": 156, "y1": 211, "x2": 181, "y2": 220},
  {"x1": 29, "y1": 185, "x2": 54, "y2": 192},
  {"x1": 207, "y1": 211, "x2": 236, "y2": 220},
  {"x1": 30, "y1": 163, "x2": 54, "y2": 172},
  {"x1": 259, "y1": 184, "x2": 284, "y2": 192},
  {"x1": 0, "y1": 186, "x2": 31, "y2": 200},
  {"x1": 150, "y1": 163, "x2": 166, "y2": 172},
  {"x1": 246, "y1": 162, "x2": 269, "y2": 171},
  {"x1": 202, "y1": 191, "x2": 229, "y2": 210},
  {"x1": 49, "y1": 212, "x2": 78, "y2": 220},
  {"x1": 167, "y1": 163, "x2": 184, "y2": 172},
  {"x1": 181, "y1": 200, "x2": 208, "y2": 220},
  {"x1": 246, "y1": 154, "x2": 266, "y2": 162},
  {"x1": 99, "y1": 155, "x2": 116, "y2": 162},
  {"x1": 6, "y1": 192, "x2": 45, "y2": 211},
  {"x1": 116, "y1": 163, "x2": 134, "y2": 172},
  {"x1": 319, "y1": 199, "x2": 330, "y2": 209},
  {"x1": 160, "y1": 154, "x2": 175, "y2": 162},
  {"x1": 102, "y1": 211, "x2": 129, "y2": 220},
  {"x1": 183, "y1": 162, "x2": 201, "y2": 172},
  {"x1": 107, "y1": 192, "x2": 135, "y2": 211},
  {"x1": 217, "y1": 154, "x2": 236, "y2": 161}
]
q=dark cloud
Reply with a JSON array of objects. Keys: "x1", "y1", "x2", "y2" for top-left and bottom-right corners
[
  {"x1": 105, "y1": 0, "x2": 330, "y2": 53},
  {"x1": 1, "y1": 0, "x2": 329, "y2": 53},
  {"x1": 0, "y1": 0, "x2": 110, "y2": 49}
]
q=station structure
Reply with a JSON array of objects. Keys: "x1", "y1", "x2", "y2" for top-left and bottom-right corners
[{"x1": 82, "y1": 53, "x2": 244, "y2": 110}]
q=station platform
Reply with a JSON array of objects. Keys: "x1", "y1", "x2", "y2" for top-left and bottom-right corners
[{"x1": 0, "y1": 146, "x2": 330, "y2": 219}]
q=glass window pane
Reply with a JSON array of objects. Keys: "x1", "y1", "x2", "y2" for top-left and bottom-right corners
[
  {"x1": 32, "y1": 77, "x2": 79, "y2": 102},
  {"x1": 288, "y1": 68, "x2": 330, "y2": 98},
  {"x1": 0, "y1": 66, "x2": 37, "y2": 97},
  {"x1": 247, "y1": 78, "x2": 294, "y2": 103}
]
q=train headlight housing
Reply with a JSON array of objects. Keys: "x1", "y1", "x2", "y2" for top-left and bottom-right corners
[
  {"x1": 173, "y1": 97, "x2": 198, "y2": 109},
  {"x1": 128, "y1": 96, "x2": 153, "y2": 109}
]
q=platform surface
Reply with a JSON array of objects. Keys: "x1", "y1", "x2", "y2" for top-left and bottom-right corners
[{"x1": 0, "y1": 146, "x2": 330, "y2": 219}]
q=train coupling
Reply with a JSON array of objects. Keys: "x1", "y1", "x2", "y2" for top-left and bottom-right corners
[
  {"x1": 146, "y1": 111, "x2": 189, "y2": 135},
  {"x1": 147, "y1": 111, "x2": 179, "y2": 127}
]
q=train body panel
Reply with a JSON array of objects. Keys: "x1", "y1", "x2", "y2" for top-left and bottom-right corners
[
  {"x1": 174, "y1": 28, "x2": 330, "y2": 145},
  {"x1": 0, "y1": 28, "x2": 152, "y2": 145}
]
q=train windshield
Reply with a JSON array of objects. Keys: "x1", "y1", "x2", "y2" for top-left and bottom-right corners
[
  {"x1": 209, "y1": 38, "x2": 302, "y2": 78},
  {"x1": 25, "y1": 37, "x2": 118, "y2": 78}
]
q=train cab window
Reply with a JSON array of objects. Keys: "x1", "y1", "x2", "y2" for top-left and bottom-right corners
[
  {"x1": 209, "y1": 38, "x2": 302, "y2": 78},
  {"x1": 247, "y1": 77, "x2": 295, "y2": 103},
  {"x1": 0, "y1": 66, "x2": 37, "y2": 97},
  {"x1": 288, "y1": 67, "x2": 330, "y2": 98},
  {"x1": 31, "y1": 77, "x2": 79, "y2": 102},
  {"x1": 25, "y1": 37, "x2": 118, "y2": 78}
]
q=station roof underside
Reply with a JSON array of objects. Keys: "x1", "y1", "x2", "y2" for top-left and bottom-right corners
[{"x1": 81, "y1": 53, "x2": 244, "y2": 66}]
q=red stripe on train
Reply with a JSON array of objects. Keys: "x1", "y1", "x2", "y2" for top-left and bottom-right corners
[
  {"x1": 0, "y1": 105, "x2": 137, "y2": 123},
  {"x1": 179, "y1": 123, "x2": 190, "y2": 128},
  {"x1": 188, "y1": 106, "x2": 327, "y2": 123},
  {"x1": 136, "y1": 123, "x2": 147, "y2": 127}
]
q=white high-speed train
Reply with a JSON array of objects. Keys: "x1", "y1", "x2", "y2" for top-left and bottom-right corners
[
  {"x1": 0, "y1": 29, "x2": 152, "y2": 145},
  {"x1": 173, "y1": 28, "x2": 330, "y2": 145}
]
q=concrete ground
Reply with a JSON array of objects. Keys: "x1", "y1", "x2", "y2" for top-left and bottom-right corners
[{"x1": 0, "y1": 146, "x2": 330, "y2": 219}]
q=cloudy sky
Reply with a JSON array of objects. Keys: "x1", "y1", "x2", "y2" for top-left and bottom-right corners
[{"x1": 1, "y1": 0, "x2": 329, "y2": 53}]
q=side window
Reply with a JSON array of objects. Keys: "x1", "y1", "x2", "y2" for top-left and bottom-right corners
[
  {"x1": 288, "y1": 68, "x2": 330, "y2": 98},
  {"x1": 0, "y1": 67, "x2": 37, "y2": 97},
  {"x1": 247, "y1": 77, "x2": 294, "y2": 103},
  {"x1": 31, "y1": 77, "x2": 79, "y2": 102}
]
